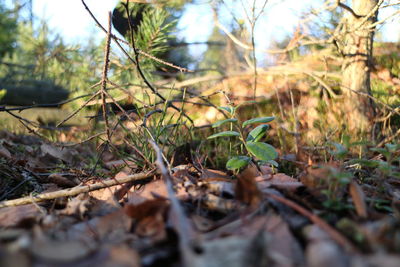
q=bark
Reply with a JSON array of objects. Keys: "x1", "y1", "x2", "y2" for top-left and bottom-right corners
[{"x1": 339, "y1": 0, "x2": 378, "y2": 134}]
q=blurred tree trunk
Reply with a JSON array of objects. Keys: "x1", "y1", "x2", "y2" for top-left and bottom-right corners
[{"x1": 339, "y1": 0, "x2": 378, "y2": 134}]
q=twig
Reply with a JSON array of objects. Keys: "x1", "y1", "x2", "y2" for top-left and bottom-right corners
[
  {"x1": 56, "y1": 88, "x2": 101, "y2": 127},
  {"x1": 149, "y1": 140, "x2": 197, "y2": 265},
  {"x1": 337, "y1": 1, "x2": 362, "y2": 19},
  {"x1": 265, "y1": 192, "x2": 359, "y2": 253},
  {"x1": 137, "y1": 49, "x2": 193, "y2": 73},
  {"x1": 303, "y1": 71, "x2": 338, "y2": 98},
  {"x1": 377, "y1": 127, "x2": 400, "y2": 147},
  {"x1": 5, "y1": 111, "x2": 48, "y2": 139},
  {"x1": 0, "y1": 170, "x2": 156, "y2": 208},
  {"x1": 61, "y1": 131, "x2": 106, "y2": 147},
  {"x1": 100, "y1": 12, "x2": 113, "y2": 141}
]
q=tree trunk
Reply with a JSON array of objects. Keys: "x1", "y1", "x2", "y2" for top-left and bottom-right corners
[{"x1": 340, "y1": 0, "x2": 378, "y2": 134}]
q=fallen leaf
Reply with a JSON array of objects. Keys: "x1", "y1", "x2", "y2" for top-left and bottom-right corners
[
  {"x1": 48, "y1": 173, "x2": 77, "y2": 187},
  {"x1": 67, "y1": 209, "x2": 132, "y2": 243},
  {"x1": 104, "y1": 245, "x2": 140, "y2": 267},
  {"x1": 256, "y1": 173, "x2": 303, "y2": 192},
  {"x1": 235, "y1": 170, "x2": 262, "y2": 207},
  {"x1": 40, "y1": 143, "x2": 74, "y2": 163},
  {"x1": 134, "y1": 179, "x2": 168, "y2": 199},
  {"x1": 201, "y1": 169, "x2": 231, "y2": 180},
  {"x1": 199, "y1": 180, "x2": 235, "y2": 197},
  {"x1": 0, "y1": 204, "x2": 45, "y2": 228},
  {"x1": 58, "y1": 194, "x2": 91, "y2": 217},
  {"x1": 0, "y1": 144, "x2": 11, "y2": 159},
  {"x1": 202, "y1": 193, "x2": 236, "y2": 213},
  {"x1": 349, "y1": 181, "x2": 368, "y2": 218},
  {"x1": 124, "y1": 199, "x2": 169, "y2": 241},
  {"x1": 304, "y1": 225, "x2": 348, "y2": 267},
  {"x1": 191, "y1": 223, "x2": 270, "y2": 267}
]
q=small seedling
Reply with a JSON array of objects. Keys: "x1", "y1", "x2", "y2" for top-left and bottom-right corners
[{"x1": 207, "y1": 104, "x2": 278, "y2": 172}]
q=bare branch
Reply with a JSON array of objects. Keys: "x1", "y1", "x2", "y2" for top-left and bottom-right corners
[
  {"x1": 337, "y1": 1, "x2": 363, "y2": 18},
  {"x1": 0, "y1": 170, "x2": 156, "y2": 208}
]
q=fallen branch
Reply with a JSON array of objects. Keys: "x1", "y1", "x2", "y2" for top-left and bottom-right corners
[{"x1": 0, "y1": 170, "x2": 156, "y2": 208}]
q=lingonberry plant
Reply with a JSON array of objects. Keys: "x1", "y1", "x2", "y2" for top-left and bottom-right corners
[{"x1": 208, "y1": 105, "x2": 278, "y2": 172}]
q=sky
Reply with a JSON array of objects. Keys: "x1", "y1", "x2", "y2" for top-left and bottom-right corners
[
  {"x1": 26, "y1": 0, "x2": 319, "y2": 59},
  {"x1": 7, "y1": 0, "x2": 400, "y2": 59}
]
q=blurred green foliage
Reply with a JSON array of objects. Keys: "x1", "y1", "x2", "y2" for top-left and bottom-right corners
[{"x1": 0, "y1": 3, "x2": 17, "y2": 58}]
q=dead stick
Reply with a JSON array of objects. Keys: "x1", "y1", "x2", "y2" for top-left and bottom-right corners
[
  {"x1": 0, "y1": 170, "x2": 156, "y2": 208},
  {"x1": 149, "y1": 140, "x2": 197, "y2": 265},
  {"x1": 265, "y1": 192, "x2": 359, "y2": 253}
]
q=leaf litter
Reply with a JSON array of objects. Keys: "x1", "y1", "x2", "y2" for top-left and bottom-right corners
[{"x1": 0, "y1": 130, "x2": 400, "y2": 267}]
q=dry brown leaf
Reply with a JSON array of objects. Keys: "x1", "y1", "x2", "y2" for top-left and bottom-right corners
[
  {"x1": 134, "y1": 179, "x2": 168, "y2": 199},
  {"x1": 0, "y1": 144, "x2": 11, "y2": 159},
  {"x1": 172, "y1": 167, "x2": 197, "y2": 183},
  {"x1": 59, "y1": 194, "x2": 91, "y2": 217},
  {"x1": 202, "y1": 193, "x2": 236, "y2": 213},
  {"x1": 256, "y1": 173, "x2": 303, "y2": 192},
  {"x1": 238, "y1": 164, "x2": 262, "y2": 180},
  {"x1": 136, "y1": 213, "x2": 167, "y2": 240},
  {"x1": 0, "y1": 204, "x2": 45, "y2": 228},
  {"x1": 306, "y1": 241, "x2": 347, "y2": 267},
  {"x1": 263, "y1": 214, "x2": 304, "y2": 267},
  {"x1": 349, "y1": 181, "x2": 368, "y2": 218},
  {"x1": 199, "y1": 180, "x2": 235, "y2": 196},
  {"x1": 124, "y1": 199, "x2": 169, "y2": 240},
  {"x1": 201, "y1": 169, "x2": 231, "y2": 180},
  {"x1": 48, "y1": 173, "x2": 77, "y2": 187},
  {"x1": 235, "y1": 167, "x2": 263, "y2": 207},
  {"x1": 124, "y1": 198, "x2": 168, "y2": 221},
  {"x1": 103, "y1": 245, "x2": 141, "y2": 267},
  {"x1": 40, "y1": 143, "x2": 75, "y2": 163},
  {"x1": 191, "y1": 233, "x2": 270, "y2": 267},
  {"x1": 304, "y1": 225, "x2": 348, "y2": 267},
  {"x1": 67, "y1": 209, "x2": 132, "y2": 243}
]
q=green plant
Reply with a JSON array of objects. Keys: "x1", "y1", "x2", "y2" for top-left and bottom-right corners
[
  {"x1": 349, "y1": 143, "x2": 400, "y2": 180},
  {"x1": 320, "y1": 167, "x2": 353, "y2": 212},
  {"x1": 207, "y1": 104, "x2": 278, "y2": 172}
]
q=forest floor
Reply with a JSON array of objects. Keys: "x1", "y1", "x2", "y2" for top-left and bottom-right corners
[{"x1": 0, "y1": 125, "x2": 399, "y2": 267}]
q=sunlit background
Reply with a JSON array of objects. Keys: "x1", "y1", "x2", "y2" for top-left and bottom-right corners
[{"x1": 6, "y1": 0, "x2": 400, "y2": 63}]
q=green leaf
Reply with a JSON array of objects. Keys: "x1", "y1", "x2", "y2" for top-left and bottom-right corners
[
  {"x1": 242, "y1": 117, "x2": 275, "y2": 128},
  {"x1": 246, "y1": 124, "x2": 269, "y2": 142},
  {"x1": 207, "y1": 131, "x2": 240, "y2": 139},
  {"x1": 226, "y1": 156, "x2": 251, "y2": 170},
  {"x1": 212, "y1": 118, "x2": 238, "y2": 128},
  {"x1": 218, "y1": 106, "x2": 235, "y2": 115},
  {"x1": 328, "y1": 143, "x2": 348, "y2": 159},
  {"x1": 385, "y1": 143, "x2": 400, "y2": 152},
  {"x1": 246, "y1": 142, "x2": 278, "y2": 161},
  {"x1": 370, "y1": 147, "x2": 391, "y2": 159}
]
